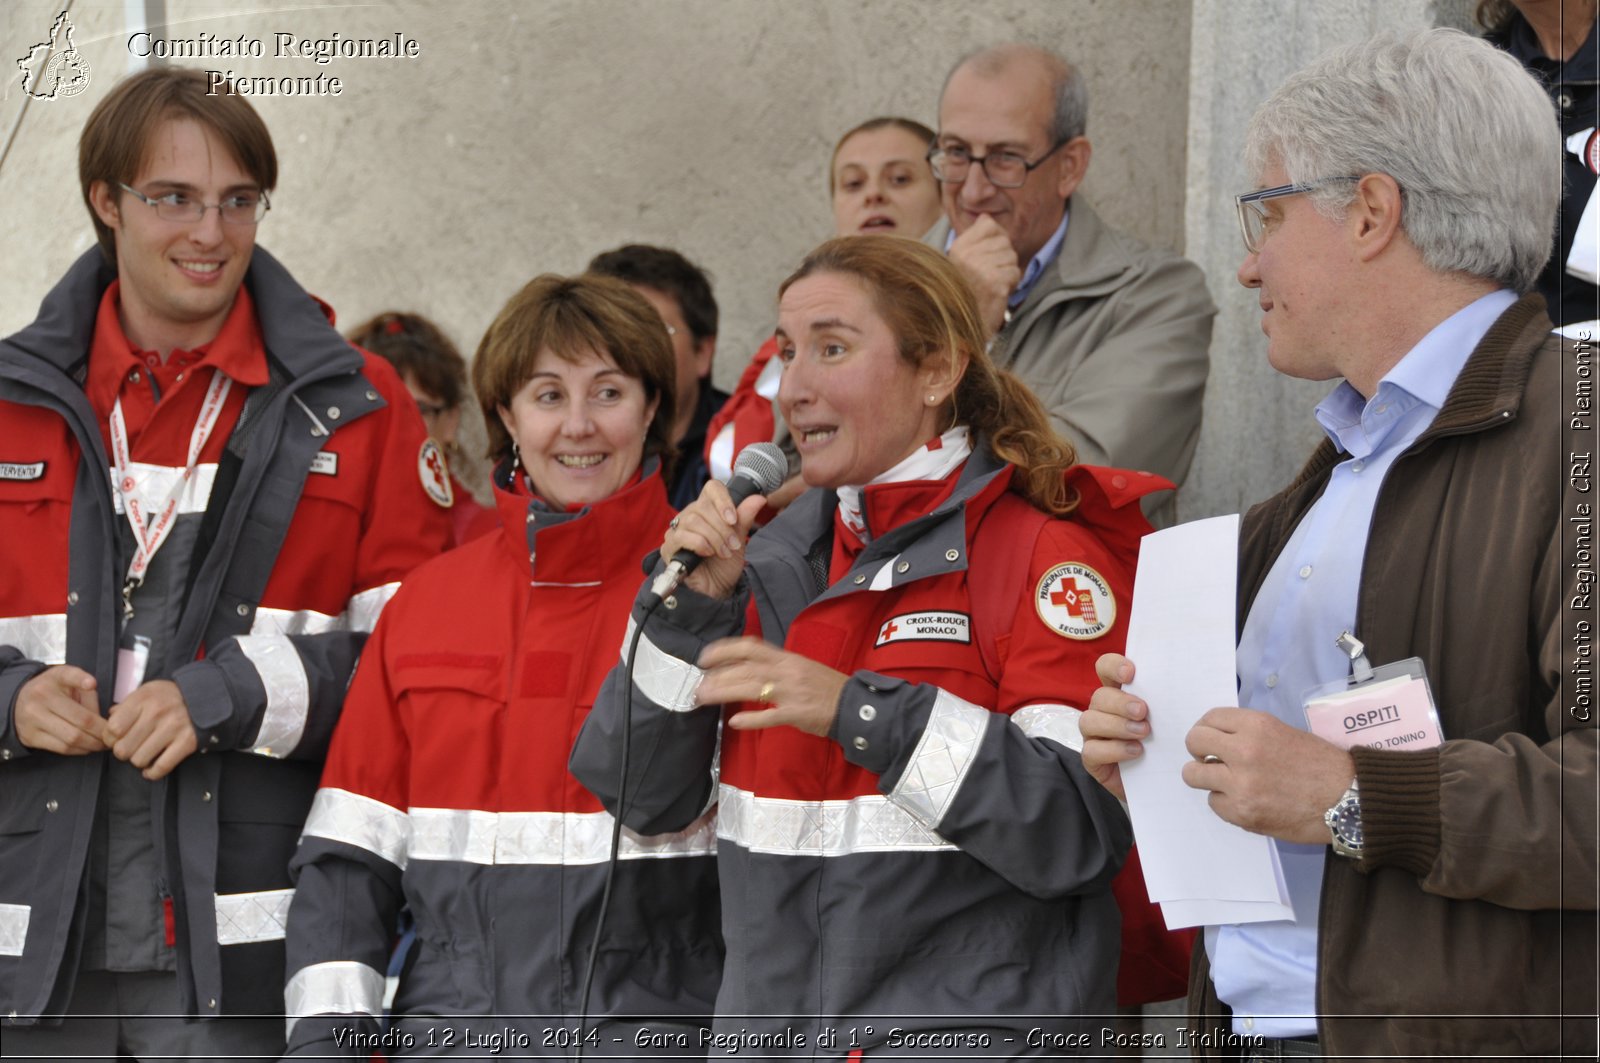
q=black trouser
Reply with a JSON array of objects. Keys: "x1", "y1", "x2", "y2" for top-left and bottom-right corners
[{"x1": 2, "y1": 970, "x2": 283, "y2": 1062}]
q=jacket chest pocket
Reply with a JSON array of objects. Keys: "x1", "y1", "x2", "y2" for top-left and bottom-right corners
[
  {"x1": 0, "y1": 456, "x2": 75, "y2": 612},
  {"x1": 394, "y1": 654, "x2": 508, "y2": 796},
  {"x1": 275, "y1": 450, "x2": 367, "y2": 586}
]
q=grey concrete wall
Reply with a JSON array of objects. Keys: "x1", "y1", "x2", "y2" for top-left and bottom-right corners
[
  {"x1": 1179, "y1": 0, "x2": 1477, "y2": 520},
  {"x1": 2, "y1": 0, "x2": 1193, "y2": 495}
]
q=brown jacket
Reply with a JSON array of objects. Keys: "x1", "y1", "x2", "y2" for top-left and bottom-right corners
[{"x1": 1189, "y1": 295, "x2": 1597, "y2": 1059}]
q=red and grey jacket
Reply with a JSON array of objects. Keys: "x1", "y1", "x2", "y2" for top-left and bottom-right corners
[
  {"x1": 283, "y1": 467, "x2": 722, "y2": 1055},
  {"x1": 573, "y1": 446, "x2": 1157, "y2": 1053},
  {"x1": 704, "y1": 335, "x2": 781, "y2": 483},
  {"x1": 0, "y1": 248, "x2": 450, "y2": 1023}
]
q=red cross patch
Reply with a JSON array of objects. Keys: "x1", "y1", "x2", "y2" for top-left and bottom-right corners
[
  {"x1": 1034, "y1": 562, "x2": 1115, "y2": 640},
  {"x1": 418, "y1": 439, "x2": 453, "y2": 508}
]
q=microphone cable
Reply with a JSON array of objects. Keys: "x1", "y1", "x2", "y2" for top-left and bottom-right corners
[
  {"x1": 574, "y1": 594, "x2": 661, "y2": 1060},
  {"x1": 572, "y1": 445, "x2": 783, "y2": 1057}
]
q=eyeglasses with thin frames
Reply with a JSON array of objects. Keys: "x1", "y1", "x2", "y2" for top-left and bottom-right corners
[
  {"x1": 117, "y1": 182, "x2": 271, "y2": 225},
  {"x1": 1234, "y1": 177, "x2": 1360, "y2": 253},
  {"x1": 926, "y1": 139, "x2": 1068, "y2": 189}
]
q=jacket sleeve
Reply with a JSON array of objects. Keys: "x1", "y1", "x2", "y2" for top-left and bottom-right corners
[
  {"x1": 171, "y1": 363, "x2": 450, "y2": 763},
  {"x1": 0, "y1": 647, "x2": 49, "y2": 762},
  {"x1": 282, "y1": 605, "x2": 412, "y2": 1056},
  {"x1": 831, "y1": 520, "x2": 1134, "y2": 900},
  {"x1": 1351, "y1": 479, "x2": 1597, "y2": 911},
  {"x1": 570, "y1": 568, "x2": 748, "y2": 836},
  {"x1": 1024, "y1": 253, "x2": 1213, "y2": 484}
]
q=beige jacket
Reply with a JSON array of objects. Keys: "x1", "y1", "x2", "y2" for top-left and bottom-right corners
[{"x1": 932, "y1": 201, "x2": 1215, "y2": 527}]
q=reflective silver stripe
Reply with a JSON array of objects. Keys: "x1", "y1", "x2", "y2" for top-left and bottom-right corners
[
  {"x1": 284, "y1": 960, "x2": 385, "y2": 1038},
  {"x1": 625, "y1": 616, "x2": 703, "y2": 713},
  {"x1": 716, "y1": 783, "x2": 955, "y2": 856},
  {"x1": 708, "y1": 423, "x2": 736, "y2": 483},
  {"x1": 236, "y1": 634, "x2": 310, "y2": 757},
  {"x1": 215, "y1": 888, "x2": 293, "y2": 945},
  {"x1": 301, "y1": 788, "x2": 411, "y2": 870},
  {"x1": 0, "y1": 614, "x2": 67, "y2": 665},
  {"x1": 889, "y1": 689, "x2": 989, "y2": 830},
  {"x1": 407, "y1": 807, "x2": 716, "y2": 865},
  {"x1": 250, "y1": 581, "x2": 401, "y2": 638},
  {"x1": 345, "y1": 582, "x2": 399, "y2": 633},
  {"x1": 251, "y1": 605, "x2": 344, "y2": 636},
  {"x1": 108, "y1": 461, "x2": 218, "y2": 516},
  {"x1": 0, "y1": 902, "x2": 29, "y2": 956},
  {"x1": 1011, "y1": 703, "x2": 1085, "y2": 753}
]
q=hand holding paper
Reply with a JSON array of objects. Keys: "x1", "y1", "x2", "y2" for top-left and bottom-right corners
[{"x1": 1088, "y1": 514, "x2": 1296, "y2": 929}]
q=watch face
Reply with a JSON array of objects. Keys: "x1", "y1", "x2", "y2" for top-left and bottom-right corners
[{"x1": 1325, "y1": 790, "x2": 1363, "y2": 854}]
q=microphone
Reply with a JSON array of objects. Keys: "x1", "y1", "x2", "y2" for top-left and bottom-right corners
[{"x1": 649, "y1": 442, "x2": 788, "y2": 600}]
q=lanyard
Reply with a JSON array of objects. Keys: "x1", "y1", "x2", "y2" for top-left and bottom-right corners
[{"x1": 110, "y1": 369, "x2": 232, "y2": 618}]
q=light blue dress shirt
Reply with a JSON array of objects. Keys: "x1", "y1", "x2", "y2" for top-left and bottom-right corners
[
  {"x1": 942, "y1": 211, "x2": 1070, "y2": 309},
  {"x1": 1210, "y1": 289, "x2": 1517, "y2": 1038}
]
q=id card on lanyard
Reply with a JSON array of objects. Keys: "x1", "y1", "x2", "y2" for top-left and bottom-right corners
[
  {"x1": 1302, "y1": 631, "x2": 1444, "y2": 751},
  {"x1": 109, "y1": 371, "x2": 231, "y2": 693}
]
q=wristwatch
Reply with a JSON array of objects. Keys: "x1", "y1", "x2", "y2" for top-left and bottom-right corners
[{"x1": 1323, "y1": 779, "x2": 1363, "y2": 858}]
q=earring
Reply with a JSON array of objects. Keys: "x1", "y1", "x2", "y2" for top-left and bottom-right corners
[
  {"x1": 927, "y1": 394, "x2": 938, "y2": 405},
  {"x1": 509, "y1": 442, "x2": 521, "y2": 475}
]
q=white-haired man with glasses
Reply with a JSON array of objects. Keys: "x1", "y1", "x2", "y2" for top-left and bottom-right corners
[
  {"x1": 0, "y1": 67, "x2": 449, "y2": 1058},
  {"x1": 1081, "y1": 28, "x2": 1595, "y2": 1059},
  {"x1": 929, "y1": 42, "x2": 1215, "y2": 528}
]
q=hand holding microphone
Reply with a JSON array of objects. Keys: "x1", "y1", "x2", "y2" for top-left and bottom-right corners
[{"x1": 651, "y1": 443, "x2": 788, "y2": 601}]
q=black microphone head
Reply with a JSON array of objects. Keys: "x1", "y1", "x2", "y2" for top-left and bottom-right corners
[{"x1": 730, "y1": 442, "x2": 788, "y2": 496}]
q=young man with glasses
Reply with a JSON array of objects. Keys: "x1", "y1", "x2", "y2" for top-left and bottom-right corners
[
  {"x1": 0, "y1": 66, "x2": 450, "y2": 1058},
  {"x1": 929, "y1": 42, "x2": 1215, "y2": 529}
]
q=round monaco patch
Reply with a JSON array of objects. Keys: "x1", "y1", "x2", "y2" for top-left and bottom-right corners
[
  {"x1": 418, "y1": 439, "x2": 453, "y2": 508},
  {"x1": 1034, "y1": 562, "x2": 1116, "y2": 640}
]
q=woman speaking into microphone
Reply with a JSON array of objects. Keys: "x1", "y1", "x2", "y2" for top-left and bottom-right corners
[
  {"x1": 282, "y1": 274, "x2": 720, "y2": 1057},
  {"x1": 574, "y1": 237, "x2": 1166, "y2": 1054}
]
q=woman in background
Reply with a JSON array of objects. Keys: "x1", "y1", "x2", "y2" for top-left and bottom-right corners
[
  {"x1": 347, "y1": 311, "x2": 494, "y2": 544},
  {"x1": 285, "y1": 275, "x2": 721, "y2": 1057},
  {"x1": 705, "y1": 117, "x2": 942, "y2": 499}
]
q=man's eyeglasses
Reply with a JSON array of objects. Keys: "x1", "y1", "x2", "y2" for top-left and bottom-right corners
[
  {"x1": 926, "y1": 140, "x2": 1067, "y2": 189},
  {"x1": 118, "y1": 183, "x2": 271, "y2": 225},
  {"x1": 1234, "y1": 177, "x2": 1359, "y2": 253}
]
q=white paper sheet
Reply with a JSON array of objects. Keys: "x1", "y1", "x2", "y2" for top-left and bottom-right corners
[{"x1": 1120, "y1": 514, "x2": 1295, "y2": 929}]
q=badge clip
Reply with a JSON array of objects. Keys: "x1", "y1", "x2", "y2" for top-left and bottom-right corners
[
  {"x1": 1303, "y1": 634, "x2": 1443, "y2": 752},
  {"x1": 121, "y1": 576, "x2": 142, "y2": 621},
  {"x1": 1335, "y1": 630, "x2": 1374, "y2": 683}
]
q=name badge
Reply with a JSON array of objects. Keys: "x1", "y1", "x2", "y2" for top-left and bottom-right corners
[
  {"x1": 875, "y1": 611, "x2": 971, "y2": 646},
  {"x1": 0, "y1": 461, "x2": 45, "y2": 481},
  {"x1": 309, "y1": 451, "x2": 339, "y2": 476},
  {"x1": 114, "y1": 635, "x2": 152, "y2": 703},
  {"x1": 1303, "y1": 659, "x2": 1443, "y2": 752}
]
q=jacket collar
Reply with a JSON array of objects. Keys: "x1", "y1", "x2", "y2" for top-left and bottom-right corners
[
  {"x1": 2, "y1": 245, "x2": 358, "y2": 386},
  {"x1": 754, "y1": 441, "x2": 1013, "y2": 604},
  {"x1": 1279, "y1": 293, "x2": 1553, "y2": 497},
  {"x1": 925, "y1": 199, "x2": 1134, "y2": 326},
  {"x1": 492, "y1": 456, "x2": 670, "y2": 582}
]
